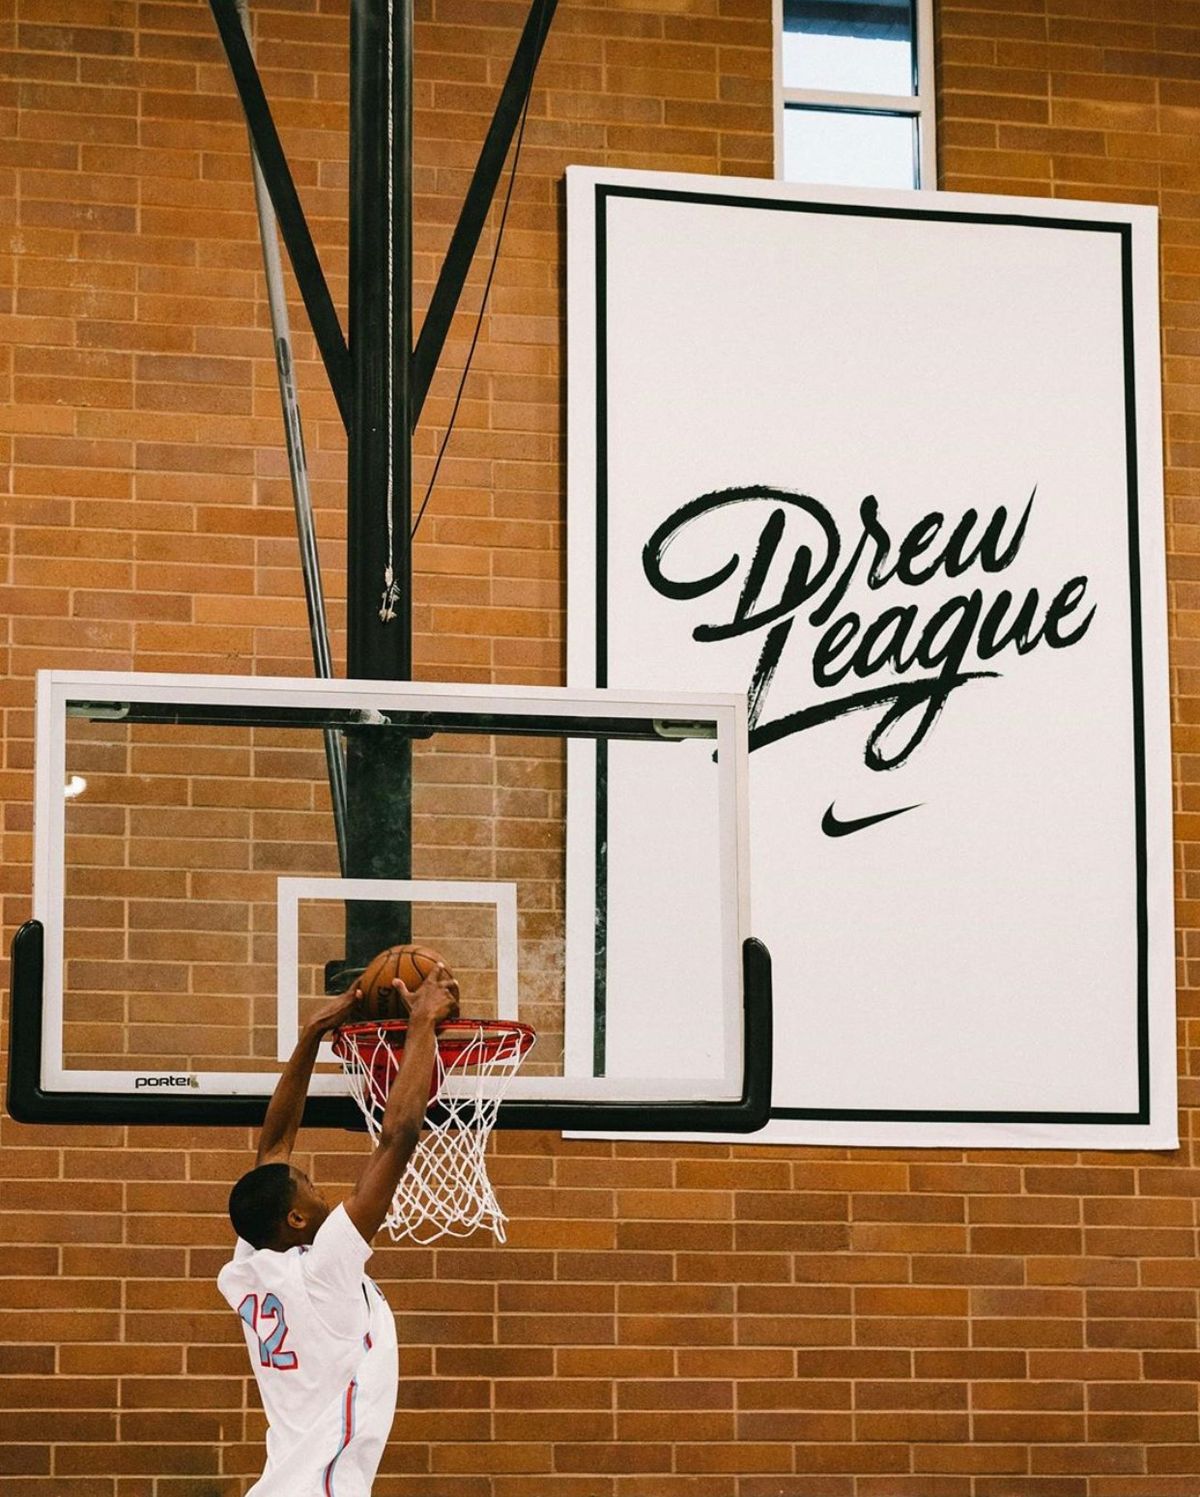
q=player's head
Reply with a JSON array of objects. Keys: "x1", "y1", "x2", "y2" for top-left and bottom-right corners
[{"x1": 228, "y1": 1162, "x2": 331, "y2": 1250}]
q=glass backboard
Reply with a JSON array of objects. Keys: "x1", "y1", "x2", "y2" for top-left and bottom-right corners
[{"x1": 10, "y1": 671, "x2": 770, "y2": 1131}]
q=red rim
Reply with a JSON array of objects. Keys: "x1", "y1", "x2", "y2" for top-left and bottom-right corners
[{"x1": 332, "y1": 1017, "x2": 536, "y2": 1066}]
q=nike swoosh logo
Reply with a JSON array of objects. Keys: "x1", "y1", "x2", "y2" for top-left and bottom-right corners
[{"x1": 821, "y1": 802, "x2": 921, "y2": 838}]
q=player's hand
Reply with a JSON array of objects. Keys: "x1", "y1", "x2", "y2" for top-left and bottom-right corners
[
  {"x1": 309, "y1": 980, "x2": 368, "y2": 1036},
  {"x1": 398, "y1": 963, "x2": 460, "y2": 1028}
]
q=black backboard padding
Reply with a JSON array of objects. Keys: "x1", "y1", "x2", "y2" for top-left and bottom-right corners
[{"x1": 6, "y1": 921, "x2": 772, "y2": 1134}]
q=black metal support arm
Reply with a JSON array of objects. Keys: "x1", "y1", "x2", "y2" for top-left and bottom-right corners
[
  {"x1": 410, "y1": 0, "x2": 557, "y2": 427},
  {"x1": 209, "y1": 0, "x2": 353, "y2": 430}
]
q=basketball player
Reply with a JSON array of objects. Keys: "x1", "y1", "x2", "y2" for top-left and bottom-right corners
[{"x1": 217, "y1": 962, "x2": 459, "y2": 1496}]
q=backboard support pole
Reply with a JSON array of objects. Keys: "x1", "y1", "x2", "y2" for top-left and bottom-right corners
[{"x1": 345, "y1": 0, "x2": 415, "y2": 964}]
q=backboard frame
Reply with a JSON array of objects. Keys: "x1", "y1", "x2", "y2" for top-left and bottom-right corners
[{"x1": 8, "y1": 669, "x2": 772, "y2": 1132}]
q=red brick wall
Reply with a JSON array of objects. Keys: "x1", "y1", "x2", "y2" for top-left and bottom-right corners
[{"x1": 2, "y1": 1, "x2": 1198, "y2": 1494}]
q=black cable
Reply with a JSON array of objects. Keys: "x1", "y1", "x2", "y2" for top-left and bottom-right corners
[{"x1": 410, "y1": 0, "x2": 546, "y2": 542}]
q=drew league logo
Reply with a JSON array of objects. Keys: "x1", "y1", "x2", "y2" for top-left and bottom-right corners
[{"x1": 643, "y1": 483, "x2": 1095, "y2": 834}]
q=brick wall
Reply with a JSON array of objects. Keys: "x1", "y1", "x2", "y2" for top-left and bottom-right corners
[{"x1": 1, "y1": 1, "x2": 1198, "y2": 1494}]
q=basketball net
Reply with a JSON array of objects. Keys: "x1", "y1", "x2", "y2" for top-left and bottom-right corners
[{"x1": 332, "y1": 1020, "x2": 536, "y2": 1244}]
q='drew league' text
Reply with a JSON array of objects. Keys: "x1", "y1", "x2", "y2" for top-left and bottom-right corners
[{"x1": 642, "y1": 484, "x2": 1095, "y2": 772}]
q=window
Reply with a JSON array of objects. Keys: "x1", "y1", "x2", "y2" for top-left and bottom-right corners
[{"x1": 776, "y1": 0, "x2": 936, "y2": 190}]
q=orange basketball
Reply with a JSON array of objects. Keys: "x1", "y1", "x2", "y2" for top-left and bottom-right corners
[{"x1": 357, "y1": 944, "x2": 449, "y2": 1019}]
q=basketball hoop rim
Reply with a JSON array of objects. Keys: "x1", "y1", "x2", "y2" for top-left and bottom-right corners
[
  {"x1": 331, "y1": 1017, "x2": 537, "y2": 1064},
  {"x1": 334, "y1": 1017, "x2": 536, "y2": 1041}
]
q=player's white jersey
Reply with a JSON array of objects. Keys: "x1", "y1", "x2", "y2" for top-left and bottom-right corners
[{"x1": 217, "y1": 1202, "x2": 399, "y2": 1497}]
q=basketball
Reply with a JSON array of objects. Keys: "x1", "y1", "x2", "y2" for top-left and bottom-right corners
[{"x1": 357, "y1": 944, "x2": 449, "y2": 1019}]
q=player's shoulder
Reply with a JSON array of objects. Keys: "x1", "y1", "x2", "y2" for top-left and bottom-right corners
[
  {"x1": 314, "y1": 1201, "x2": 371, "y2": 1251},
  {"x1": 216, "y1": 1244, "x2": 254, "y2": 1303},
  {"x1": 301, "y1": 1203, "x2": 374, "y2": 1286},
  {"x1": 217, "y1": 1237, "x2": 253, "y2": 1281},
  {"x1": 218, "y1": 1238, "x2": 298, "y2": 1287}
]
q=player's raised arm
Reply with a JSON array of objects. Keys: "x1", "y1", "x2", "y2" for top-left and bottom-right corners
[
  {"x1": 343, "y1": 964, "x2": 460, "y2": 1243},
  {"x1": 255, "y1": 980, "x2": 367, "y2": 1167}
]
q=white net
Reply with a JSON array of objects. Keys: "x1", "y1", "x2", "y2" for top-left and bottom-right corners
[{"x1": 333, "y1": 1020, "x2": 536, "y2": 1244}]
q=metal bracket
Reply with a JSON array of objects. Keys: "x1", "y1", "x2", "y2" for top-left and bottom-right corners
[
  {"x1": 208, "y1": 0, "x2": 353, "y2": 429},
  {"x1": 410, "y1": 0, "x2": 558, "y2": 426}
]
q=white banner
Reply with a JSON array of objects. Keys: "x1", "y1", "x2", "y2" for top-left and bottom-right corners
[{"x1": 566, "y1": 166, "x2": 1176, "y2": 1148}]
